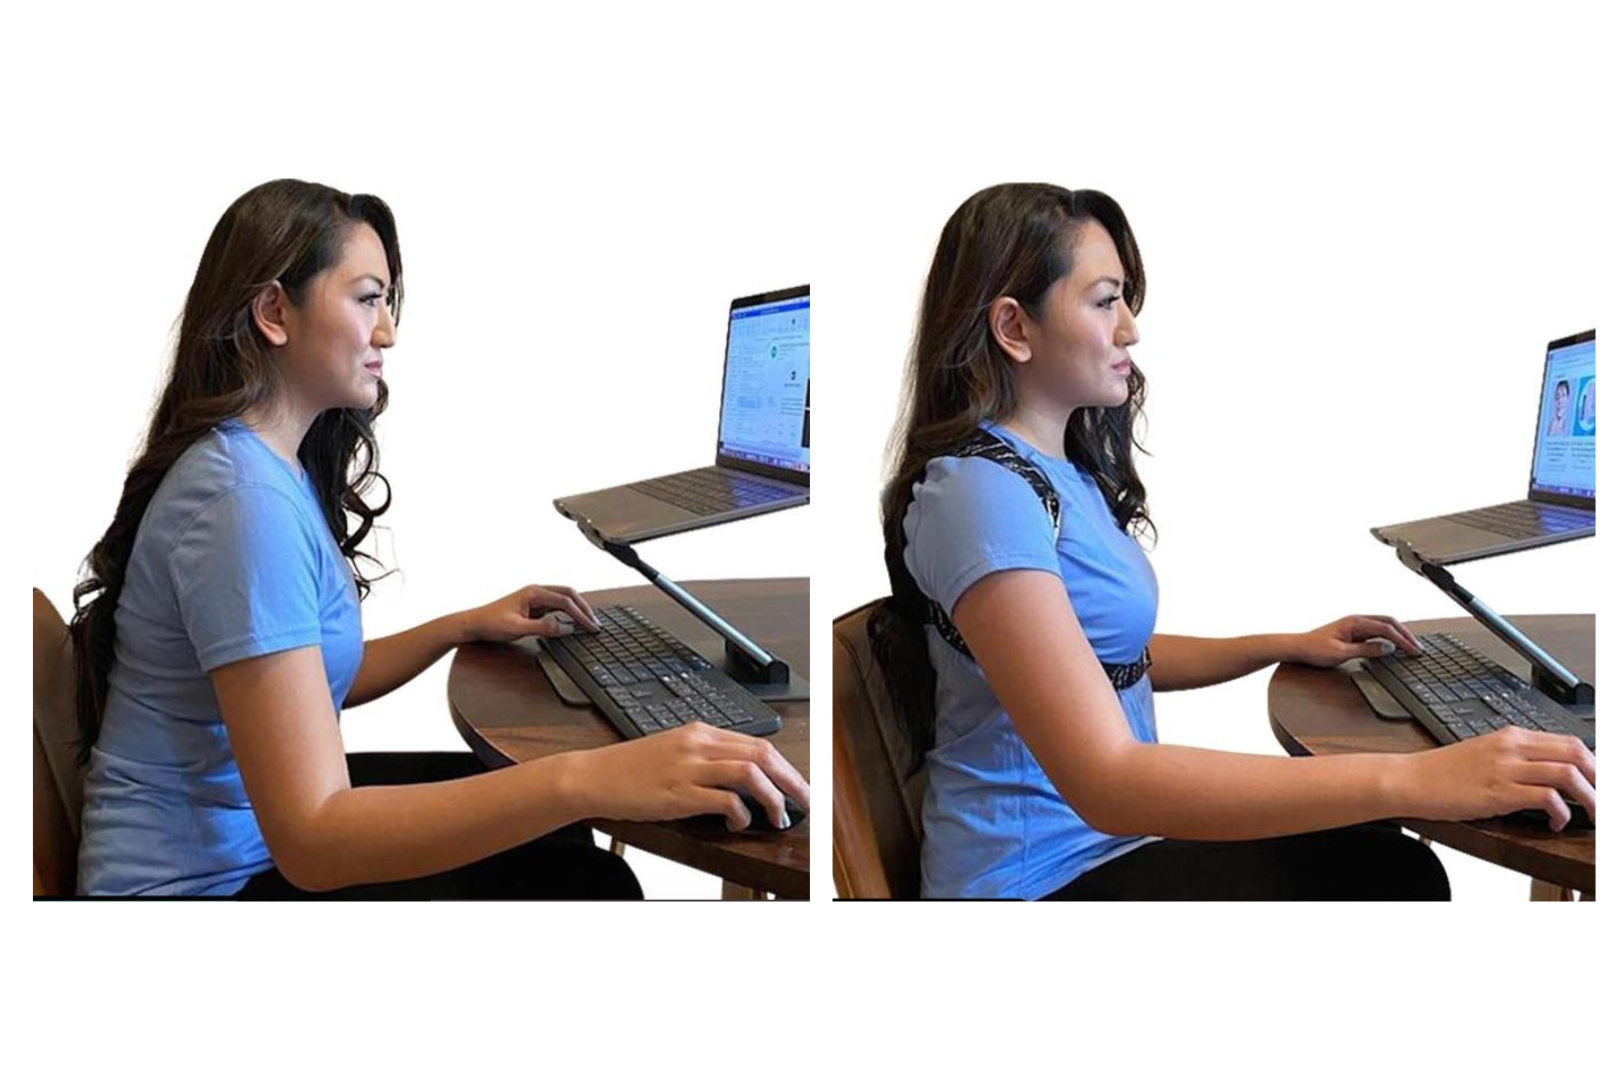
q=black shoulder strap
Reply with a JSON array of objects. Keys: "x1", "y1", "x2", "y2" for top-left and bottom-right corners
[{"x1": 923, "y1": 431, "x2": 1060, "y2": 659}]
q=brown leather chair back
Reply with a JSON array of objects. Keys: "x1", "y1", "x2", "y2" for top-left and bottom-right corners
[
  {"x1": 34, "y1": 589, "x2": 85, "y2": 896},
  {"x1": 832, "y1": 599, "x2": 928, "y2": 899}
]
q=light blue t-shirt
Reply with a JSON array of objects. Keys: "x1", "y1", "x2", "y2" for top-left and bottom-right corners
[
  {"x1": 77, "y1": 419, "x2": 363, "y2": 896},
  {"x1": 903, "y1": 423, "x2": 1161, "y2": 899}
]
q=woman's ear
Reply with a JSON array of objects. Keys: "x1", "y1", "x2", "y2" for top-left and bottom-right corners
[
  {"x1": 250, "y1": 281, "x2": 291, "y2": 347},
  {"x1": 988, "y1": 296, "x2": 1034, "y2": 364}
]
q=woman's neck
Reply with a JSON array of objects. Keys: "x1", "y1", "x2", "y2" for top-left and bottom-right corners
[
  {"x1": 240, "y1": 397, "x2": 317, "y2": 475},
  {"x1": 1000, "y1": 402, "x2": 1070, "y2": 459}
]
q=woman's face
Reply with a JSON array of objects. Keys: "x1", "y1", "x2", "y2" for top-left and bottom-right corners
[
  {"x1": 1554, "y1": 382, "x2": 1569, "y2": 420},
  {"x1": 276, "y1": 223, "x2": 396, "y2": 414},
  {"x1": 1021, "y1": 219, "x2": 1139, "y2": 410}
]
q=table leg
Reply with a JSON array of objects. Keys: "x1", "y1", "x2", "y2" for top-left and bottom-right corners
[
  {"x1": 722, "y1": 881, "x2": 767, "y2": 900},
  {"x1": 1529, "y1": 879, "x2": 1574, "y2": 902}
]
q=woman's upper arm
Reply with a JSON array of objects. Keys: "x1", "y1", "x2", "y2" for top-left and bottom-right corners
[
  {"x1": 951, "y1": 569, "x2": 1136, "y2": 821},
  {"x1": 211, "y1": 646, "x2": 349, "y2": 872}
]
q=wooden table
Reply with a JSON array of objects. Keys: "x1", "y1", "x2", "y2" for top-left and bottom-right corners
[
  {"x1": 448, "y1": 577, "x2": 809, "y2": 899},
  {"x1": 1268, "y1": 614, "x2": 1594, "y2": 898}
]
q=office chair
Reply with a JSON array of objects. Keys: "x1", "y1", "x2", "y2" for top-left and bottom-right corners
[
  {"x1": 34, "y1": 589, "x2": 84, "y2": 897},
  {"x1": 832, "y1": 599, "x2": 928, "y2": 899}
]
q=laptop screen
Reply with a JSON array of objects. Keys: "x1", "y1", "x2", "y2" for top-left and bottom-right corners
[
  {"x1": 716, "y1": 289, "x2": 810, "y2": 474},
  {"x1": 1530, "y1": 331, "x2": 1596, "y2": 500}
]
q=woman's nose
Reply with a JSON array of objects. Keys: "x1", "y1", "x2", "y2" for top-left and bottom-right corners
[
  {"x1": 1117, "y1": 301, "x2": 1140, "y2": 348},
  {"x1": 374, "y1": 303, "x2": 397, "y2": 348}
]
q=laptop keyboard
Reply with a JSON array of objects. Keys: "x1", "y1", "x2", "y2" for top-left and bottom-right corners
[
  {"x1": 1444, "y1": 501, "x2": 1592, "y2": 540},
  {"x1": 631, "y1": 468, "x2": 798, "y2": 516}
]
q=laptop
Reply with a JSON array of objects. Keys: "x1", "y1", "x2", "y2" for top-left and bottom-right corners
[
  {"x1": 1372, "y1": 329, "x2": 1595, "y2": 565},
  {"x1": 554, "y1": 285, "x2": 810, "y2": 545}
]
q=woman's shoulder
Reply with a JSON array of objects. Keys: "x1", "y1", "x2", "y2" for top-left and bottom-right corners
[
  {"x1": 144, "y1": 426, "x2": 311, "y2": 546},
  {"x1": 903, "y1": 452, "x2": 1065, "y2": 609},
  {"x1": 904, "y1": 452, "x2": 1062, "y2": 570},
  {"x1": 913, "y1": 452, "x2": 1048, "y2": 517},
  {"x1": 914, "y1": 442, "x2": 1059, "y2": 520}
]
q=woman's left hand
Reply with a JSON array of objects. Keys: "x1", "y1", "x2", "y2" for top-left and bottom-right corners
[
  {"x1": 1286, "y1": 614, "x2": 1424, "y2": 668},
  {"x1": 459, "y1": 584, "x2": 601, "y2": 644}
]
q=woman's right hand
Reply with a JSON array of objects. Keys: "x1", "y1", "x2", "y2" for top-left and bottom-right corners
[
  {"x1": 562, "y1": 722, "x2": 809, "y2": 832},
  {"x1": 1399, "y1": 727, "x2": 1596, "y2": 829}
]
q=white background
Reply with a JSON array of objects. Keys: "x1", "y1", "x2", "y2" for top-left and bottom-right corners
[{"x1": 9, "y1": 1, "x2": 1611, "y2": 1076}]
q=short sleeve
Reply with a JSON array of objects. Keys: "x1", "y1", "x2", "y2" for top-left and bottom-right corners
[
  {"x1": 902, "y1": 455, "x2": 1062, "y2": 617},
  {"x1": 168, "y1": 484, "x2": 324, "y2": 671}
]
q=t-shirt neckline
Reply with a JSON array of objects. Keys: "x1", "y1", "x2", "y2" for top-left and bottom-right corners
[
  {"x1": 984, "y1": 420, "x2": 1070, "y2": 470},
  {"x1": 219, "y1": 417, "x2": 308, "y2": 485}
]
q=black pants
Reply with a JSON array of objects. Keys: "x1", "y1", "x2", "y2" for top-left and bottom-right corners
[
  {"x1": 235, "y1": 752, "x2": 643, "y2": 900},
  {"x1": 1041, "y1": 824, "x2": 1450, "y2": 900}
]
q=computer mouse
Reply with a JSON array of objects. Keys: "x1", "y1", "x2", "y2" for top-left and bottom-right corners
[
  {"x1": 691, "y1": 792, "x2": 807, "y2": 833},
  {"x1": 1505, "y1": 798, "x2": 1594, "y2": 832},
  {"x1": 740, "y1": 792, "x2": 808, "y2": 832}
]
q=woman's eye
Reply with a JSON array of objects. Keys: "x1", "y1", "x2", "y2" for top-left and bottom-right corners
[
  {"x1": 1098, "y1": 294, "x2": 1121, "y2": 310},
  {"x1": 361, "y1": 293, "x2": 384, "y2": 308}
]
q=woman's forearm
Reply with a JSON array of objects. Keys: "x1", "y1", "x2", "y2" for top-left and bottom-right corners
[
  {"x1": 343, "y1": 613, "x2": 471, "y2": 708},
  {"x1": 277, "y1": 752, "x2": 591, "y2": 891},
  {"x1": 1081, "y1": 742, "x2": 1408, "y2": 840},
  {"x1": 1147, "y1": 632, "x2": 1295, "y2": 691}
]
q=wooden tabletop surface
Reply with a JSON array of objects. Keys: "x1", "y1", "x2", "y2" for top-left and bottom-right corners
[
  {"x1": 448, "y1": 577, "x2": 809, "y2": 898},
  {"x1": 1268, "y1": 614, "x2": 1595, "y2": 894}
]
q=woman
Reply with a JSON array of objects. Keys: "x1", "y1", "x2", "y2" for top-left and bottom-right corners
[
  {"x1": 72, "y1": 179, "x2": 808, "y2": 897},
  {"x1": 871, "y1": 184, "x2": 1595, "y2": 900},
  {"x1": 1547, "y1": 378, "x2": 1572, "y2": 435}
]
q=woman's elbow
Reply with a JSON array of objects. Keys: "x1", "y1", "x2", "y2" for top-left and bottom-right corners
[
  {"x1": 1077, "y1": 799, "x2": 1141, "y2": 838},
  {"x1": 259, "y1": 819, "x2": 352, "y2": 893},
  {"x1": 1062, "y1": 747, "x2": 1149, "y2": 837},
  {"x1": 263, "y1": 841, "x2": 346, "y2": 893}
]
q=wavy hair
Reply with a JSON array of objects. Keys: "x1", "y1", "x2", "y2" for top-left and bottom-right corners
[
  {"x1": 70, "y1": 179, "x2": 403, "y2": 761},
  {"x1": 870, "y1": 184, "x2": 1153, "y2": 763}
]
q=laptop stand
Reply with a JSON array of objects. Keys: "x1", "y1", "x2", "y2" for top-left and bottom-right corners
[
  {"x1": 1390, "y1": 540, "x2": 1594, "y2": 714},
  {"x1": 570, "y1": 519, "x2": 810, "y2": 703}
]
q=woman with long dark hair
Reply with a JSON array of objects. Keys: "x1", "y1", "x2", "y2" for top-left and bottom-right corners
[
  {"x1": 871, "y1": 183, "x2": 1594, "y2": 899},
  {"x1": 72, "y1": 179, "x2": 808, "y2": 897}
]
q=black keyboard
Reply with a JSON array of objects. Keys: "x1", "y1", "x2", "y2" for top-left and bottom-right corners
[
  {"x1": 631, "y1": 468, "x2": 798, "y2": 516},
  {"x1": 1364, "y1": 632, "x2": 1594, "y2": 751},
  {"x1": 538, "y1": 605, "x2": 781, "y2": 741},
  {"x1": 1444, "y1": 501, "x2": 1592, "y2": 540}
]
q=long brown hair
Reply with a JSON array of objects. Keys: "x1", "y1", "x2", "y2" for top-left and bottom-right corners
[
  {"x1": 70, "y1": 179, "x2": 404, "y2": 760},
  {"x1": 870, "y1": 183, "x2": 1153, "y2": 763}
]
